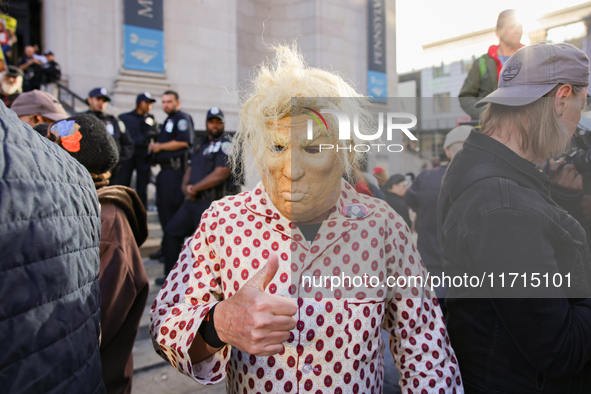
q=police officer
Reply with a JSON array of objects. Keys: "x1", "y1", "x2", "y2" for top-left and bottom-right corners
[
  {"x1": 148, "y1": 90, "x2": 194, "y2": 262},
  {"x1": 118, "y1": 92, "x2": 159, "y2": 208},
  {"x1": 156, "y1": 107, "x2": 235, "y2": 285},
  {"x1": 86, "y1": 87, "x2": 134, "y2": 184}
]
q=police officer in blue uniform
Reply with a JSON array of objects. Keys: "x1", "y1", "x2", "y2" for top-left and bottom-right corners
[
  {"x1": 118, "y1": 92, "x2": 159, "y2": 208},
  {"x1": 86, "y1": 87, "x2": 134, "y2": 184},
  {"x1": 157, "y1": 107, "x2": 237, "y2": 285},
  {"x1": 149, "y1": 90, "x2": 194, "y2": 261}
]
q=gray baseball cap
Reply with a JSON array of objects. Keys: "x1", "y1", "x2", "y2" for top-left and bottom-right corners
[
  {"x1": 476, "y1": 42, "x2": 590, "y2": 108},
  {"x1": 11, "y1": 90, "x2": 69, "y2": 121}
]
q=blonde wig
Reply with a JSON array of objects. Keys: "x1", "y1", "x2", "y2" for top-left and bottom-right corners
[{"x1": 231, "y1": 44, "x2": 372, "y2": 182}]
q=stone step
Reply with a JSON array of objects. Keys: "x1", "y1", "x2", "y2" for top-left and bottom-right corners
[
  {"x1": 140, "y1": 219, "x2": 163, "y2": 258},
  {"x1": 133, "y1": 258, "x2": 228, "y2": 394},
  {"x1": 147, "y1": 210, "x2": 159, "y2": 224},
  {"x1": 132, "y1": 363, "x2": 226, "y2": 394},
  {"x1": 140, "y1": 238, "x2": 161, "y2": 259}
]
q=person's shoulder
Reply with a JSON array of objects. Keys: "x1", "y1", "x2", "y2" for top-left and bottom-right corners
[
  {"x1": 173, "y1": 114, "x2": 192, "y2": 133},
  {"x1": 213, "y1": 189, "x2": 250, "y2": 207},
  {"x1": 358, "y1": 190, "x2": 397, "y2": 217},
  {"x1": 419, "y1": 165, "x2": 447, "y2": 182},
  {"x1": 175, "y1": 111, "x2": 192, "y2": 120},
  {"x1": 118, "y1": 110, "x2": 135, "y2": 119},
  {"x1": 220, "y1": 133, "x2": 232, "y2": 142},
  {"x1": 201, "y1": 190, "x2": 250, "y2": 224},
  {"x1": 218, "y1": 135, "x2": 233, "y2": 156}
]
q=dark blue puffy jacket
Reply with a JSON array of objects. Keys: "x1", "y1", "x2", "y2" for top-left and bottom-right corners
[{"x1": 0, "y1": 103, "x2": 105, "y2": 393}]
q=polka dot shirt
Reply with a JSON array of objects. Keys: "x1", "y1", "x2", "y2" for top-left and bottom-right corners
[{"x1": 149, "y1": 180, "x2": 463, "y2": 393}]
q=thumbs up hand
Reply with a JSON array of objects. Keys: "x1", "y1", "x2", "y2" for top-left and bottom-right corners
[{"x1": 214, "y1": 252, "x2": 298, "y2": 356}]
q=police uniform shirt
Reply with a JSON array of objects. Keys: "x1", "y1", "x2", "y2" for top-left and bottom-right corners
[
  {"x1": 189, "y1": 134, "x2": 231, "y2": 185},
  {"x1": 119, "y1": 110, "x2": 159, "y2": 147},
  {"x1": 43, "y1": 60, "x2": 61, "y2": 83},
  {"x1": 87, "y1": 110, "x2": 134, "y2": 163},
  {"x1": 155, "y1": 110, "x2": 194, "y2": 164}
]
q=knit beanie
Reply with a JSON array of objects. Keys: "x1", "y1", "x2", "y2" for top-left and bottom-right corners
[{"x1": 51, "y1": 113, "x2": 119, "y2": 175}]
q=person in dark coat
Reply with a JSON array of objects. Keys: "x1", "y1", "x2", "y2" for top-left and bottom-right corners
[
  {"x1": 439, "y1": 43, "x2": 591, "y2": 393},
  {"x1": 0, "y1": 104, "x2": 105, "y2": 393},
  {"x1": 404, "y1": 125, "x2": 471, "y2": 304},
  {"x1": 85, "y1": 87, "x2": 134, "y2": 185},
  {"x1": 382, "y1": 173, "x2": 412, "y2": 228},
  {"x1": 41, "y1": 114, "x2": 150, "y2": 394},
  {"x1": 118, "y1": 92, "x2": 159, "y2": 208}
]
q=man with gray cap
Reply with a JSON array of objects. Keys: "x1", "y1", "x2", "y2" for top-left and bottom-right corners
[
  {"x1": 439, "y1": 42, "x2": 591, "y2": 392},
  {"x1": 11, "y1": 89, "x2": 68, "y2": 127},
  {"x1": 404, "y1": 125, "x2": 470, "y2": 310}
]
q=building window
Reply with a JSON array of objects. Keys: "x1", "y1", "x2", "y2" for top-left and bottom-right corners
[
  {"x1": 433, "y1": 62, "x2": 450, "y2": 78},
  {"x1": 434, "y1": 93, "x2": 451, "y2": 113}
]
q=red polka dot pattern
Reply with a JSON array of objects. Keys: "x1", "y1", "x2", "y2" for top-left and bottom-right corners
[{"x1": 149, "y1": 181, "x2": 463, "y2": 393}]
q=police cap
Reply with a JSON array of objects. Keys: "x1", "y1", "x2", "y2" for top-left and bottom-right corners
[{"x1": 88, "y1": 87, "x2": 111, "y2": 102}]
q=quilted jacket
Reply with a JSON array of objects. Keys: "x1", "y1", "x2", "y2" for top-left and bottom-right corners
[{"x1": 0, "y1": 102, "x2": 105, "y2": 393}]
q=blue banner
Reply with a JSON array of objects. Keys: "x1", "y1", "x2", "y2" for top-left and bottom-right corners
[
  {"x1": 124, "y1": 0, "x2": 164, "y2": 73},
  {"x1": 368, "y1": 70, "x2": 387, "y2": 103},
  {"x1": 123, "y1": 24, "x2": 164, "y2": 73},
  {"x1": 368, "y1": 0, "x2": 386, "y2": 102}
]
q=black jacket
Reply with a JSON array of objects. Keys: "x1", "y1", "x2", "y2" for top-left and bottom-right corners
[
  {"x1": 438, "y1": 131, "x2": 591, "y2": 393},
  {"x1": 118, "y1": 110, "x2": 159, "y2": 148},
  {"x1": 42, "y1": 60, "x2": 61, "y2": 83},
  {"x1": 0, "y1": 102, "x2": 105, "y2": 393},
  {"x1": 405, "y1": 164, "x2": 447, "y2": 277},
  {"x1": 384, "y1": 191, "x2": 412, "y2": 228}
]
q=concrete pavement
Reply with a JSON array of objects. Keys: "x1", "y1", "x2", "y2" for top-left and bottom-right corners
[{"x1": 132, "y1": 212, "x2": 226, "y2": 393}]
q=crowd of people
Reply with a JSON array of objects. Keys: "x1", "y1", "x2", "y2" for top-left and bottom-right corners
[
  {"x1": 5, "y1": 7, "x2": 591, "y2": 394},
  {"x1": 0, "y1": 64, "x2": 243, "y2": 391}
]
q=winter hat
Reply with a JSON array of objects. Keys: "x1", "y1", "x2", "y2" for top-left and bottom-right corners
[
  {"x1": 443, "y1": 125, "x2": 472, "y2": 149},
  {"x1": 51, "y1": 113, "x2": 119, "y2": 175}
]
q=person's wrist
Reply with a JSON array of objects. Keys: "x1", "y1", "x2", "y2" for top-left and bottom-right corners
[
  {"x1": 212, "y1": 301, "x2": 227, "y2": 343},
  {"x1": 198, "y1": 302, "x2": 227, "y2": 348}
]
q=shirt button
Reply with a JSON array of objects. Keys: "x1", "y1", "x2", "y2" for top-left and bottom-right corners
[{"x1": 302, "y1": 363, "x2": 312, "y2": 374}]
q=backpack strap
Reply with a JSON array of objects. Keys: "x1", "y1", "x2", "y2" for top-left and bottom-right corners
[{"x1": 479, "y1": 56, "x2": 487, "y2": 80}]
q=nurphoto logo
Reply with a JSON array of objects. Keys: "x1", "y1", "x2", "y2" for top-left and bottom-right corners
[{"x1": 305, "y1": 108, "x2": 418, "y2": 153}]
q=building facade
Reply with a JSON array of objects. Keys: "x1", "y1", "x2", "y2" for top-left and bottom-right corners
[
  {"x1": 15, "y1": 0, "x2": 412, "y2": 183},
  {"x1": 399, "y1": 1, "x2": 591, "y2": 160}
]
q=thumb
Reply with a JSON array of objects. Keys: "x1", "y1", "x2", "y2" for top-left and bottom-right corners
[{"x1": 245, "y1": 252, "x2": 279, "y2": 292}]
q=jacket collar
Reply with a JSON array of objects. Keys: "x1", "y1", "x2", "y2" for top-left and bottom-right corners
[{"x1": 464, "y1": 130, "x2": 550, "y2": 192}]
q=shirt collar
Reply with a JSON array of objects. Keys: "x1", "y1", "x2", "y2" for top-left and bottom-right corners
[{"x1": 245, "y1": 179, "x2": 376, "y2": 235}]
